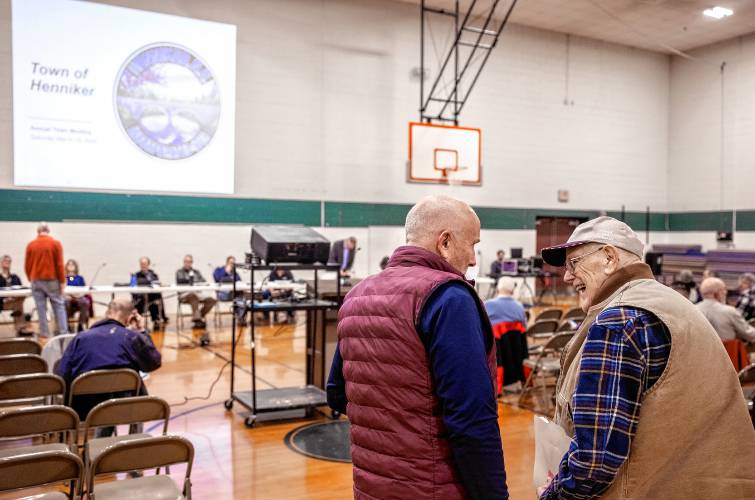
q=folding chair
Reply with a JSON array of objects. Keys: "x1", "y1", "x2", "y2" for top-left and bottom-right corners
[
  {"x1": 519, "y1": 332, "x2": 575, "y2": 411},
  {"x1": 562, "y1": 307, "x2": 585, "y2": 321},
  {"x1": 0, "y1": 338, "x2": 42, "y2": 356},
  {"x1": 0, "y1": 448, "x2": 83, "y2": 499},
  {"x1": 0, "y1": 372, "x2": 66, "y2": 407},
  {"x1": 67, "y1": 368, "x2": 142, "y2": 407},
  {"x1": 213, "y1": 300, "x2": 235, "y2": 329},
  {"x1": 88, "y1": 435, "x2": 194, "y2": 500},
  {"x1": 533, "y1": 308, "x2": 563, "y2": 323},
  {"x1": 176, "y1": 300, "x2": 195, "y2": 333},
  {"x1": 0, "y1": 405, "x2": 79, "y2": 457},
  {"x1": 83, "y1": 396, "x2": 170, "y2": 471},
  {"x1": 738, "y1": 363, "x2": 755, "y2": 419},
  {"x1": 557, "y1": 319, "x2": 581, "y2": 332},
  {"x1": 0, "y1": 353, "x2": 48, "y2": 376},
  {"x1": 525, "y1": 320, "x2": 560, "y2": 344},
  {"x1": 40, "y1": 333, "x2": 76, "y2": 374}
]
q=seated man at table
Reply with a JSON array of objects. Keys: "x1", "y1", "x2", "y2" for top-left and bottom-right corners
[
  {"x1": 56, "y1": 298, "x2": 161, "y2": 435},
  {"x1": 0, "y1": 254, "x2": 33, "y2": 336},
  {"x1": 489, "y1": 249, "x2": 505, "y2": 278},
  {"x1": 484, "y1": 276, "x2": 528, "y2": 395},
  {"x1": 176, "y1": 254, "x2": 217, "y2": 328},
  {"x1": 130, "y1": 256, "x2": 168, "y2": 330},
  {"x1": 263, "y1": 267, "x2": 296, "y2": 323},
  {"x1": 214, "y1": 255, "x2": 247, "y2": 325},
  {"x1": 213, "y1": 256, "x2": 241, "y2": 301}
]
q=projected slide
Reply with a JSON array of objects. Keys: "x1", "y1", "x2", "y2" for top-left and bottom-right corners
[{"x1": 12, "y1": 0, "x2": 237, "y2": 194}]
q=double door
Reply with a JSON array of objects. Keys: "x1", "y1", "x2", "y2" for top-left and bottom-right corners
[{"x1": 535, "y1": 216, "x2": 587, "y2": 294}]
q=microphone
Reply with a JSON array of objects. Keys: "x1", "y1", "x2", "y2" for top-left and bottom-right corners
[{"x1": 89, "y1": 262, "x2": 107, "y2": 286}]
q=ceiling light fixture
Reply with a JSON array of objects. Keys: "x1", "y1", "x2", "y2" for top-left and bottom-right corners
[{"x1": 703, "y1": 6, "x2": 734, "y2": 19}]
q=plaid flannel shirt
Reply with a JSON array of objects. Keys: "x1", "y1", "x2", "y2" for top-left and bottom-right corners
[
  {"x1": 541, "y1": 306, "x2": 671, "y2": 500},
  {"x1": 736, "y1": 286, "x2": 755, "y2": 321}
]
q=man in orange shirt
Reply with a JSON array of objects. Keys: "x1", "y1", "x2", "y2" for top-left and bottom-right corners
[{"x1": 25, "y1": 223, "x2": 68, "y2": 337}]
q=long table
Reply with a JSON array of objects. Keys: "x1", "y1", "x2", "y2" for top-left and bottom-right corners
[{"x1": 0, "y1": 282, "x2": 307, "y2": 299}]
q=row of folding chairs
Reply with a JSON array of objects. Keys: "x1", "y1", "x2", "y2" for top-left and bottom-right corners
[
  {"x1": 525, "y1": 317, "x2": 583, "y2": 341},
  {"x1": 0, "y1": 434, "x2": 193, "y2": 499},
  {"x1": 528, "y1": 307, "x2": 584, "y2": 324},
  {"x1": 0, "y1": 362, "x2": 192, "y2": 498},
  {"x1": 0, "y1": 361, "x2": 144, "y2": 405}
]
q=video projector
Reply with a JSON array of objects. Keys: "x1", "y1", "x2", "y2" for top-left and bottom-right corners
[{"x1": 250, "y1": 225, "x2": 331, "y2": 264}]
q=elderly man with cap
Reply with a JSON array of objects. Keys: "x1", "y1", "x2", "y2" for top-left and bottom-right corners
[
  {"x1": 697, "y1": 277, "x2": 755, "y2": 344},
  {"x1": 327, "y1": 195, "x2": 508, "y2": 499},
  {"x1": 538, "y1": 216, "x2": 755, "y2": 500},
  {"x1": 485, "y1": 276, "x2": 528, "y2": 395}
]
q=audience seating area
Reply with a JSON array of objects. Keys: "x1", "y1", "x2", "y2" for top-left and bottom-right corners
[{"x1": 0, "y1": 337, "x2": 195, "y2": 499}]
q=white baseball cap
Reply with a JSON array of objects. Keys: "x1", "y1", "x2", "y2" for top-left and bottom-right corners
[{"x1": 541, "y1": 216, "x2": 645, "y2": 267}]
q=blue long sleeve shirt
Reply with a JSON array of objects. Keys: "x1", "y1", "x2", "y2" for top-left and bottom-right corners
[{"x1": 328, "y1": 281, "x2": 508, "y2": 499}]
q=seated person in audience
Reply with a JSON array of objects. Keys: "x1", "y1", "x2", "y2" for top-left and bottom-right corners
[
  {"x1": 264, "y1": 267, "x2": 295, "y2": 323},
  {"x1": 489, "y1": 249, "x2": 505, "y2": 278},
  {"x1": 213, "y1": 255, "x2": 247, "y2": 325},
  {"x1": 64, "y1": 259, "x2": 91, "y2": 332},
  {"x1": 329, "y1": 237, "x2": 357, "y2": 276},
  {"x1": 55, "y1": 298, "x2": 161, "y2": 436},
  {"x1": 736, "y1": 272, "x2": 755, "y2": 321},
  {"x1": 672, "y1": 269, "x2": 701, "y2": 303},
  {"x1": 176, "y1": 254, "x2": 217, "y2": 328},
  {"x1": 697, "y1": 277, "x2": 755, "y2": 344},
  {"x1": 0, "y1": 254, "x2": 33, "y2": 336},
  {"x1": 130, "y1": 256, "x2": 168, "y2": 330},
  {"x1": 213, "y1": 255, "x2": 241, "y2": 301},
  {"x1": 484, "y1": 276, "x2": 528, "y2": 395}
]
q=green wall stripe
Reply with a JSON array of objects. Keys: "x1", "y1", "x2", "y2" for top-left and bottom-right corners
[
  {"x1": 475, "y1": 207, "x2": 597, "y2": 230},
  {"x1": 324, "y1": 202, "x2": 413, "y2": 227},
  {"x1": 667, "y1": 211, "x2": 733, "y2": 232},
  {"x1": 323, "y1": 203, "x2": 669, "y2": 231},
  {"x1": 736, "y1": 211, "x2": 755, "y2": 231},
  {"x1": 0, "y1": 189, "x2": 753, "y2": 232},
  {"x1": 0, "y1": 189, "x2": 321, "y2": 225}
]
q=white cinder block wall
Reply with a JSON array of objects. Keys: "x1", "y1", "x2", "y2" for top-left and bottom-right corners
[
  {"x1": 0, "y1": 0, "x2": 670, "y2": 211},
  {"x1": 669, "y1": 33, "x2": 755, "y2": 213},
  {"x1": 0, "y1": 0, "x2": 752, "y2": 316}
]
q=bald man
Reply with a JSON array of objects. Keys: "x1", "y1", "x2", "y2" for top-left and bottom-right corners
[
  {"x1": 696, "y1": 277, "x2": 755, "y2": 344},
  {"x1": 485, "y1": 277, "x2": 529, "y2": 395},
  {"x1": 56, "y1": 298, "x2": 161, "y2": 426},
  {"x1": 328, "y1": 195, "x2": 508, "y2": 499}
]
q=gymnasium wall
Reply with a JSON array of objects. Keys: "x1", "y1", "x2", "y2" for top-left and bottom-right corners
[
  {"x1": 668, "y1": 32, "x2": 755, "y2": 223},
  {"x1": 0, "y1": 0, "x2": 670, "y2": 211},
  {"x1": 0, "y1": 0, "x2": 752, "y2": 305}
]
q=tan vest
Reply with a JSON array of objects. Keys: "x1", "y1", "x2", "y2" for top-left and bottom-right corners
[{"x1": 554, "y1": 278, "x2": 755, "y2": 500}]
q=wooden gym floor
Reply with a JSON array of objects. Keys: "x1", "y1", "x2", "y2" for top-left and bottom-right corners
[{"x1": 1, "y1": 314, "x2": 545, "y2": 499}]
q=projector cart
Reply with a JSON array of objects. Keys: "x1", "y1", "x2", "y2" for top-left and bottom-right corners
[{"x1": 224, "y1": 262, "x2": 342, "y2": 427}]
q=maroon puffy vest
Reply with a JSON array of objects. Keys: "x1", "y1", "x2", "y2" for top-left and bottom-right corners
[{"x1": 338, "y1": 246, "x2": 497, "y2": 499}]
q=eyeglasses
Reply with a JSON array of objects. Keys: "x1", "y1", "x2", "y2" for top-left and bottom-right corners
[{"x1": 565, "y1": 246, "x2": 604, "y2": 273}]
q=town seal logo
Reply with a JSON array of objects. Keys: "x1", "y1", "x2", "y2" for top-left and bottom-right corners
[{"x1": 115, "y1": 44, "x2": 221, "y2": 160}]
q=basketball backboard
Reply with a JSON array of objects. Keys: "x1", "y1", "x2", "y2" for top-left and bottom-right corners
[{"x1": 408, "y1": 122, "x2": 481, "y2": 185}]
